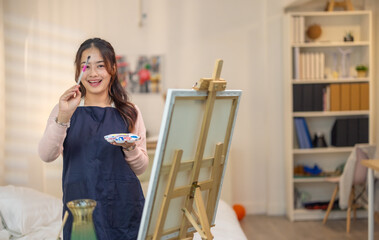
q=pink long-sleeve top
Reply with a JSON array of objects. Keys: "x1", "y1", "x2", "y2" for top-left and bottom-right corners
[{"x1": 38, "y1": 103, "x2": 149, "y2": 175}]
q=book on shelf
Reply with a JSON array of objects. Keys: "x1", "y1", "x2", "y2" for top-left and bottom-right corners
[
  {"x1": 292, "y1": 16, "x2": 304, "y2": 44},
  {"x1": 330, "y1": 84, "x2": 341, "y2": 111},
  {"x1": 301, "y1": 118, "x2": 313, "y2": 148},
  {"x1": 315, "y1": 53, "x2": 320, "y2": 80},
  {"x1": 350, "y1": 83, "x2": 360, "y2": 110},
  {"x1": 294, "y1": 118, "x2": 306, "y2": 149},
  {"x1": 300, "y1": 53, "x2": 306, "y2": 79},
  {"x1": 313, "y1": 84, "x2": 324, "y2": 111},
  {"x1": 293, "y1": 47, "x2": 300, "y2": 79},
  {"x1": 331, "y1": 117, "x2": 368, "y2": 147},
  {"x1": 360, "y1": 83, "x2": 369, "y2": 110},
  {"x1": 347, "y1": 118, "x2": 358, "y2": 146},
  {"x1": 299, "y1": 16, "x2": 304, "y2": 43},
  {"x1": 358, "y1": 118, "x2": 369, "y2": 143},
  {"x1": 320, "y1": 53, "x2": 325, "y2": 79},
  {"x1": 303, "y1": 85, "x2": 313, "y2": 111},
  {"x1": 305, "y1": 53, "x2": 310, "y2": 79},
  {"x1": 294, "y1": 117, "x2": 313, "y2": 149},
  {"x1": 323, "y1": 85, "x2": 330, "y2": 111},
  {"x1": 293, "y1": 85, "x2": 302, "y2": 112},
  {"x1": 310, "y1": 53, "x2": 315, "y2": 80},
  {"x1": 340, "y1": 83, "x2": 350, "y2": 111}
]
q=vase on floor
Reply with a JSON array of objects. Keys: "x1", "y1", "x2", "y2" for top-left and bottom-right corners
[{"x1": 67, "y1": 199, "x2": 98, "y2": 240}]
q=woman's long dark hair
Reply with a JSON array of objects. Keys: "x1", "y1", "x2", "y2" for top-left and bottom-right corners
[{"x1": 74, "y1": 38, "x2": 137, "y2": 131}]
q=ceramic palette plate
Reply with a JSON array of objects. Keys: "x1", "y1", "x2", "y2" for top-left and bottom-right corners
[{"x1": 104, "y1": 133, "x2": 141, "y2": 144}]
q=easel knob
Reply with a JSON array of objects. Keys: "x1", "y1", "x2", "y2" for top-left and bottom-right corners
[{"x1": 193, "y1": 59, "x2": 227, "y2": 92}]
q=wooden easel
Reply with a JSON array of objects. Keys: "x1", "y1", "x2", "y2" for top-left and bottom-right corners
[
  {"x1": 325, "y1": 0, "x2": 354, "y2": 11},
  {"x1": 152, "y1": 60, "x2": 228, "y2": 240}
]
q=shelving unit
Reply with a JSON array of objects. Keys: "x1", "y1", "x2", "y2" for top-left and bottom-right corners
[{"x1": 283, "y1": 10, "x2": 373, "y2": 221}]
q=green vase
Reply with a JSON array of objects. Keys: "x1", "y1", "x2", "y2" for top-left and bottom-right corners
[{"x1": 67, "y1": 199, "x2": 98, "y2": 240}]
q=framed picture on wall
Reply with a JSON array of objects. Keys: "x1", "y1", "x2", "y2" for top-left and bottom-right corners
[{"x1": 117, "y1": 55, "x2": 164, "y2": 94}]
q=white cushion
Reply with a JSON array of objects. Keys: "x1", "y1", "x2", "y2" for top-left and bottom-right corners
[{"x1": 0, "y1": 185, "x2": 62, "y2": 236}]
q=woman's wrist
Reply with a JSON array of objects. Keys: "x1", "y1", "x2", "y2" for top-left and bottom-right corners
[
  {"x1": 57, "y1": 112, "x2": 71, "y2": 124},
  {"x1": 55, "y1": 117, "x2": 70, "y2": 127}
]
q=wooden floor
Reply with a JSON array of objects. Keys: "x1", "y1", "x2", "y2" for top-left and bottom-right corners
[{"x1": 240, "y1": 215, "x2": 379, "y2": 240}]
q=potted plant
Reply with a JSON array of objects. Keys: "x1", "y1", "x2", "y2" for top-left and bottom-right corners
[{"x1": 356, "y1": 65, "x2": 368, "y2": 78}]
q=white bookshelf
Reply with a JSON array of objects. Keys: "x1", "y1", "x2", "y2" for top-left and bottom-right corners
[{"x1": 283, "y1": 10, "x2": 373, "y2": 221}]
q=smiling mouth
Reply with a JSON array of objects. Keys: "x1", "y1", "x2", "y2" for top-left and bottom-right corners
[{"x1": 88, "y1": 79, "x2": 102, "y2": 87}]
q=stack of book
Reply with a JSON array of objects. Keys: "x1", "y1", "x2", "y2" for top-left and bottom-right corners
[
  {"x1": 293, "y1": 84, "x2": 325, "y2": 112},
  {"x1": 331, "y1": 117, "x2": 368, "y2": 146},
  {"x1": 328, "y1": 83, "x2": 369, "y2": 111},
  {"x1": 293, "y1": 48, "x2": 325, "y2": 80}
]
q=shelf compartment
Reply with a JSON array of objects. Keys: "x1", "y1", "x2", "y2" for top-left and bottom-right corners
[
  {"x1": 292, "y1": 78, "x2": 369, "y2": 84},
  {"x1": 293, "y1": 10, "x2": 371, "y2": 17},
  {"x1": 293, "y1": 111, "x2": 369, "y2": 117},
  {"x1": 293, "y1": 41, "x2": 369, "y2": 48},
  {"x1": 293, "y1": 147, "x2": 353, "y2": 154},
  {"x1": 293, "y1": 177, "x2": 332, "y2": 183}
]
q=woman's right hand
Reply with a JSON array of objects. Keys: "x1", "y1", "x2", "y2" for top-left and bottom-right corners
[{"x1": 57, "y1": 85, "x2": 82, "y2": 123}]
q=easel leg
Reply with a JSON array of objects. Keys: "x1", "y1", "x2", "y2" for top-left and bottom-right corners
[
  {"x1": 326, "y1": 0, "x2": 335, "y2": 11},
  {"x1": 194, "y1": 188, "x2": 213, "y2": 239},
  {"x1": 182, "y1": 188, "x2": 213, "y2": 240},
  {"x1": 153, "y1": 149, "x2": 183, "y2": 239},
  {"x1": 206, "y1": 143, "x2": 224, "y2": 222}
]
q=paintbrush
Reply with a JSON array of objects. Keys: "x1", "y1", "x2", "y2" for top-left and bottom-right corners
[
  {"x1": 77, "y1": 55, "x2": 91, "y2": 85},
  {"x1": 56, "y1": 210, "x2": 69, "y2": 240}
]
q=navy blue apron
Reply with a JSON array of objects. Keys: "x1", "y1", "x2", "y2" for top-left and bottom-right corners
[{"x1": 62, "y1": 106, "x2": 145, "y2": 240}]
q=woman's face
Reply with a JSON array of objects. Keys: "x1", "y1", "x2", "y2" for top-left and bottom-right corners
[{"x1": 80, "y1": 47, "x2": 112, "y2": 97}]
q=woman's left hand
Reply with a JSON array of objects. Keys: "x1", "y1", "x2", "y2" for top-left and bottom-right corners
[{"x1": 111, "y1": 142, "x2": 136, "y2": 151}]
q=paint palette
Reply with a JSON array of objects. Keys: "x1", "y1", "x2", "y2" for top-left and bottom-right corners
[{"x1": 104, "y1": 133, "x2": 141, "y2": 144}]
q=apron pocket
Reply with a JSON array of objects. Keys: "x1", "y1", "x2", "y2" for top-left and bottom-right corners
[{"x1": 106, "y1": 179, "x2": 144, "y2": 229}]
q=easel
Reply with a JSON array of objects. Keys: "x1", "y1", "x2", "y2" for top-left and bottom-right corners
[
  {"x1": 152, "y1": 60, "x2": 228, "y2": 240},
  {"x1": 325, "y1": 0, "x2": 354, "y2": 11}
]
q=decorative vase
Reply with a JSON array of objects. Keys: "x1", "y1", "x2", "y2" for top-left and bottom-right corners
[
  {"x1": 312, "y1": 132, "x2": 327, "y2": 148},
  {"x1": 67, "y1": 199, "x2": 98, "y2": 240},
  {"x1": 357, "y1": 70, "x2": 367, "y2": 78},
  {"x1": 306, "y1": 24, "x2": 322, "y2": 40}
]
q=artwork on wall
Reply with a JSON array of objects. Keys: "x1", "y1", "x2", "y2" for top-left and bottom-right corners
[{"x1": 116, "y1": 55, "x2": 163, "y2": 94}]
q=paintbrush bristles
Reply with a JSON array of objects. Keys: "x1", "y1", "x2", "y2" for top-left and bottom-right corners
[{"x1": 76, "y1": 56, "x2": 91, "y2": 85}]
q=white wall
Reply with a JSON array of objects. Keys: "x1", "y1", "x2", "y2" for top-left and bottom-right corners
[{"x1": 3, "y1": 0, "x2": 377, "y2": 215}]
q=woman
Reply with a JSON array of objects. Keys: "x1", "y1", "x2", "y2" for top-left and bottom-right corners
[{"x1": 38, "y1": 38, "x2": 148, "y2": 240}]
